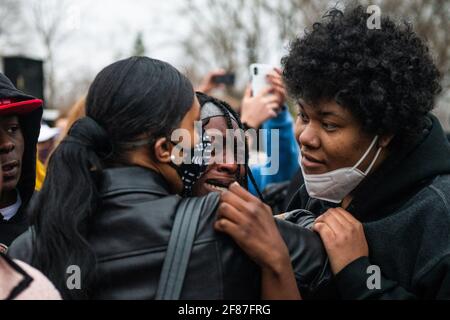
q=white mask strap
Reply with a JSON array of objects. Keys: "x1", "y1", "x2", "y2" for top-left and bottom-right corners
[
  {"x1": 352, "y1": 135, "x2": 380, "y2": 172},
  {"x1": 364, "y1": 146, "x2": 382, "y2": 175}
]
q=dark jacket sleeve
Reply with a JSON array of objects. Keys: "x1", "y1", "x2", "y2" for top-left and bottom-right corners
[
  {"x1": 334, "y1": 255, "x2": 450, "y2": 300},
  {"x1": 275, "y1": 219, "x2": 336, "y2": 299},
  {"x1": 7, "y1": 228, "x2": 34, "y2": 264}
]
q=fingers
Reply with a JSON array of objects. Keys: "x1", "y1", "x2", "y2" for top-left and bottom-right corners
[
  {"x1": 267, "y1": 101, "x2": 279, "y2": 108},
  {"x1": 209, "y1": 69, "x2": 226, "y2": 78},
  {"x1": 267, "y1": 73, "x2": 284, "y2": 88},
  {"x1": 197, "y1": 69, "x2": 227, "y2": 93},
  {"x1": 256, "y1": 86, "x2": 274, "y2": 98},
  {"x1": 261, "y1": 95, "x2": 281, "y2": 111},
  {"x1": 266, "y1": 70, "x2": 284, "y2": 88},
  {"x1": 334, "y1": 208, "x2": 365, "y2": 236},
  {"x1": 262, "y1": 94, "x2": 280, "y2": 105},
  {"x1": 221, "y1": 186, "x2": 252, "y2": 213},
  {"x1": 260, "y1": 85, "x2": 282, "y2": 106},
  {"x1": 316, "y1": 209, "x2": 349, "y2": 234},
  {"x1": 319, "y1": 207, "x2": 358, "y2": 227},
  {"x1": 227, "y1": 181, "x2": 260, "y2": 203},
  {"x1": 274, "y1": 213, "x2": 286, "y2": 220},
  {"x1": 217, "y1": 202, "x2": 246, "y2": 225},
  {"x1": 266, "y1": 69, "x2": 286, "y2": 101},
  {"x1": 270, "y1": 83, "x2": 286, "y2": 99},
  {"x1": 273, "y1": 67, "x2": 282, "y2": 75},
  {"x1": 313, "y1": 221, "x2": 336, "y2": 245},
  {"x1": 267, "y1": 81, "x2": 286, "y2": 105},
  {"x1": 244, "y1": 84, "x2": 252, "y2": 98},
  {"x1": 261, "y1": 103, "x2": 278, "y2": 120},
  {"x1": 270, "y1": 83, "x2": 286, "y2": 98},
  {"x1": 336, "y1": 207, "x2": 359, "y2": 224},
  {"x1": 216, "y1": 68, "x2": 226, "y2": 74},
  {"x1": 221, "y1": 182, "x2": 272, "y2": 220},
  {"x1": 214, "y1": 218, "x2": 241, "y2": 239},
  {"x1": 314, "y1": 208, "x2": 366, "y2": 251},
  {"x1": 267, "y1": 108, "x2": 278, "y2": 118}
]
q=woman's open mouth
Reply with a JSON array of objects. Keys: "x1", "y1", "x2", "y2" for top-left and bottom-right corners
[{"x1": 204, "y1": 179, "x2": 234, "y2": 192}]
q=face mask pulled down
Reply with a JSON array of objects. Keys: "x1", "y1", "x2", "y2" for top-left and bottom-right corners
[{"x1": 299, "y1": 136, "x2": 382, "y2": 203}]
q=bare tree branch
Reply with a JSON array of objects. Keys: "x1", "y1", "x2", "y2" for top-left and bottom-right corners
[{"x1": 30, "y1": 0, "x2": 71, "y2": 108}]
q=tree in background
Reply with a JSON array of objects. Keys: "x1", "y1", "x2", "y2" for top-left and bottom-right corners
[
  {"x1": 0, "y1": 0, "x2": 25, "y2": 53},
  {"x1": 180, "y1": 0, "x2": 449, "y2": 128},
  {"x1": 132, "y1": 31, "x2": 146, "y2": 56},
  {"x1": 179, "y1": 0, "x2": 271, "y2": 99},
  {"x1": 30, "y1": 0, "x2": 72, "y2": 109}
]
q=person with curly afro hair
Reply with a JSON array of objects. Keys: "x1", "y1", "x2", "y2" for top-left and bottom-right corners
[{"x1": 277, "y1": 4, "x2": 450, "y2": 299}]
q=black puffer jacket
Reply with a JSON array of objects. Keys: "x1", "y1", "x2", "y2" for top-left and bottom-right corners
[{"x1": 10, "y1": 166, "x2": 332, "y2": 299}]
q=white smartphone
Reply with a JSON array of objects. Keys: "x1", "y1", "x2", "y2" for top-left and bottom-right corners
[{"x1": 249, "y1": 63, "x2": 273, "y2": 97}]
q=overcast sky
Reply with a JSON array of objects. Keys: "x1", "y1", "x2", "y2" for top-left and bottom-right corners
[
  {"x1": 0, "y1": 0, "x2": 193, "y2": 104},
  {"x1": 2, "y1": 0, "x2": 448, "y2": 128},
  {"x1": 7, "y1": 0, "x2": 290, "y2": 107},
  {"x1": 47, "y1": 0, "x2": 188, "y2": 79}
]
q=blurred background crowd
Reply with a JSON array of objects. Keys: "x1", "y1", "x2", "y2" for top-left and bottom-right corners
[{"x1": 0, "y1": 0, "x2": 448, "y2": 137}]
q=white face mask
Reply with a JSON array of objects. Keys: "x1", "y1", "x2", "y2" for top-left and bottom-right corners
[{"x1": 299, "y1": 135, "x2": 382, "y2": 203}]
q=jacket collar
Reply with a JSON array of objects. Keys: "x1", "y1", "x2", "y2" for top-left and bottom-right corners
[
  {"x1": 348, "y1": 114, "x2": 450, "y2": 222},
  {"x1": 99, "y1": 166, "x2": 172, "y2": 197},
  {"x1": 290, "y1": 114, "x2": 450, "y2": 223}
]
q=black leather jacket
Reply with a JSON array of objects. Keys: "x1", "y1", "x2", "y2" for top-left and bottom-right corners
[{"x1": 9, "y1": 166, "x2": 332, "y2": 299}]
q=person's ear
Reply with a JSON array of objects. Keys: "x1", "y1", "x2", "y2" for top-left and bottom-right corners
[
  {"x1": 153, "y1": 137, "x2": 172, "y2": 164},
  {"x1": 379, "y1": 134, "x2": 394, "y2": 148}
]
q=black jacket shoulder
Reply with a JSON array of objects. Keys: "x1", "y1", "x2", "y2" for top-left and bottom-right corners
[
  {"x1": 10, "y1": 166, "x2": 333, "y2": 299},
  {"x1": 11, "y1": 167, "x2": 261, "y2": 299}
]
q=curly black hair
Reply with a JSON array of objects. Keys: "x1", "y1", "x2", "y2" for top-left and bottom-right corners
[{"x1": 282, "y1": 5, "x2": 442, "y2": 144}]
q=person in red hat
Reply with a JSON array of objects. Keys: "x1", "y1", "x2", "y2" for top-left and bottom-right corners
[{"x1": 0, "y1": 72, "x2": 42, "y2": 251}]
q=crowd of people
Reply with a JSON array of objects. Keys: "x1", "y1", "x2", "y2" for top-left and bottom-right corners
[{"x1": 0, "y1": 5, "x2": 450, "y2": 300}]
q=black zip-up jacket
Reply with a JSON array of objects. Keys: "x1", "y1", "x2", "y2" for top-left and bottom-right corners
[
  {"x1": 286, "y1": 114, "x2": 450, "y2": 299},
  {"x1": 10, "y1": 166, "x2": 332, "y2": 299}
]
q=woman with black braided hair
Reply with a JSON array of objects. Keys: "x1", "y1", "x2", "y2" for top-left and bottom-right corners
[
  {"x1": 196, "y1": 67, "x2": 300, "y2": 201},
  {"x1": 192, "y1": 93, "x2": 334, "y2": 299},
  {"x1": 192, "y1": 92, "x2": 257, "y2": 197}
]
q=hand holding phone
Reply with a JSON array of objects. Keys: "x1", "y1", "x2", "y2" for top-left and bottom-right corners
[
  {"x1": 250, "y1": 63, "x2": 273, "y2": 96},
  {"x1": 197, "y1": 69, "x2": 234, "y2": 94},
  {"x1": 212, "y1": 73, "x2": 235, "y2": 86},
  {"x1": 241, "y1": 84, "x2": 279, "y2": 129}
]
